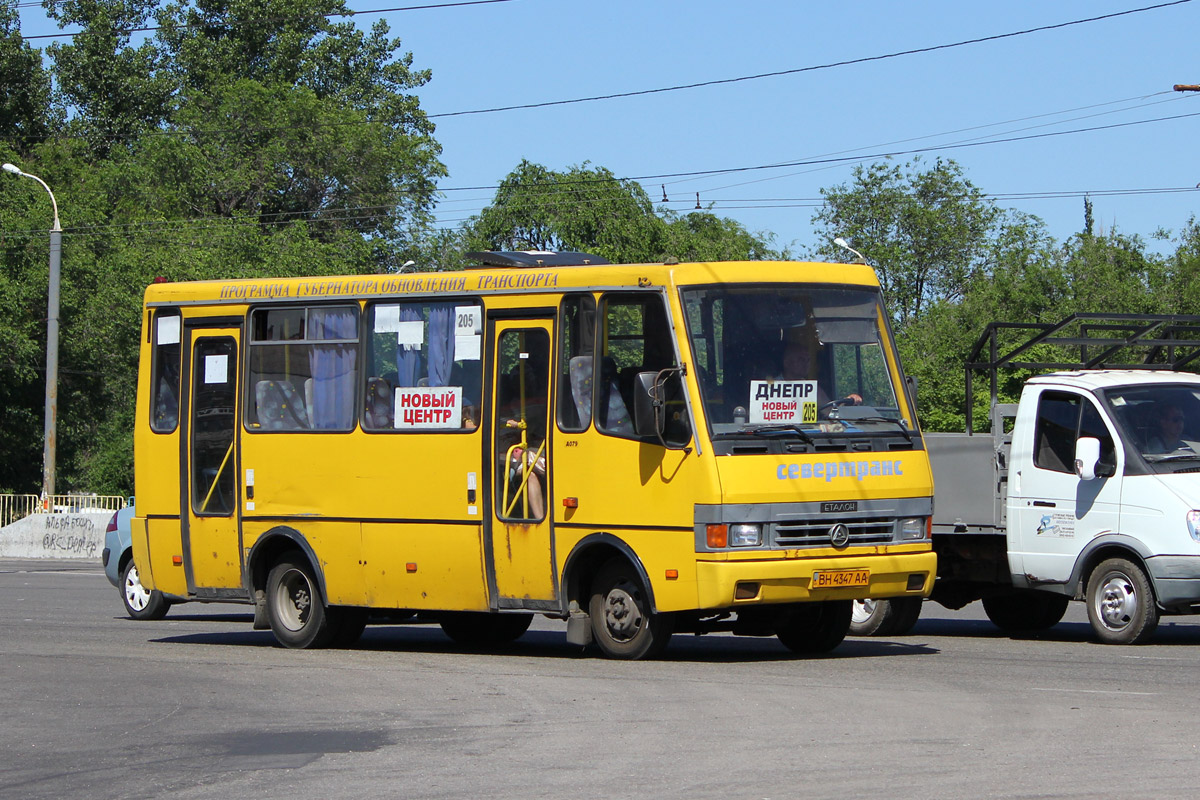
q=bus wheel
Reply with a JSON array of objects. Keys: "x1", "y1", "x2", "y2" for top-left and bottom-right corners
[
  {"x1": 439, "y1": 613, "x2": 533, "y2": 646},
  {"x1": 982, "y1": 591, "x2": 1070, "y2": 632},
  {"x1": 588, "y1": 559, "x2": 673, "y2": 660},
  {"x1": 1086, "y1": 558, "x2": 1159, "y2": 645},
  {"x1": 776, "y1": 600, "x2": 852, "y2": 654},
  {"x1": 266, "y1": 556, "x2": 333, "y2": 649}
]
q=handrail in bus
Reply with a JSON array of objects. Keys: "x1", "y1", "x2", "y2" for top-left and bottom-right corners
[{"x1": 200, "y1": 441, "x2": 235, "y2": 513}]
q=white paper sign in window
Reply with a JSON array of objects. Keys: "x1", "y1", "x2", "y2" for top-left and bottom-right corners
[
  {"x1": 394, "y1": 386, "x2": 462, "y2": 429},
  {"x1": 374, "y1": 304, "x2": 401, "y2": 333},
  {"x1": 748, "y1": 380, "x2": 818, "y2": 425},
  {"x1": 156, "y1": 315, "x2": 181, "y2": 345},
  {"x1": 454, "y1": 305, "x2": 482, "y2": 335},
  {"x1": 396, "y1": 320, "x2": 423, "y2": 350},
  {"x1": 455, "y1": 334, "x2": 481, "y2": 361},
  {"x1": 204, "y1": 354, "x2": 229, "y2": 385}
]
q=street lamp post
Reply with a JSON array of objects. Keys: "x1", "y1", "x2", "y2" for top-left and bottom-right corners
[{"x1": 3, "y1": 162, "x2": 62, "y2": 506}]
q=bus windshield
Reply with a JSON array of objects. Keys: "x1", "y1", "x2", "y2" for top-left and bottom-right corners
[{"x1": 681, "y1": 284, "x2": 905, "y2": 438}]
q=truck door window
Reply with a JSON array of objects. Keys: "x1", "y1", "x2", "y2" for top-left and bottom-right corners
[{"x1": 1034, "y1": 391, "x2": 1115, "y2": 474}]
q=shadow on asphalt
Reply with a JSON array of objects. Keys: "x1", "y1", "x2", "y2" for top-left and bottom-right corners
[{"x1": 149, "y1": 620, "x2": 940, "y2": 662}]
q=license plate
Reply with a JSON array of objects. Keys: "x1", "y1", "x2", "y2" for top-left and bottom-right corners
[{"x1": 811, "y1": 569, "x2": 870, "y2": 588}]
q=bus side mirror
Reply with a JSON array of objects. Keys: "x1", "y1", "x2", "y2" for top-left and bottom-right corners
[
  {"x1": 1075, "y1": 437, "x2": 1101, "y2": 481},
  {"x1": 633, "y1": 372, "x2": 661, "y2": 438},
  {"x1": 632, "y1": 368, "x2": 691, "y2": 449}
]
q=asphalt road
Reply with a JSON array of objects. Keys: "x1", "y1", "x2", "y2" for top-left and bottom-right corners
[{"x1": 5, "y1": 558, "x2": 1200, "y2": 800}]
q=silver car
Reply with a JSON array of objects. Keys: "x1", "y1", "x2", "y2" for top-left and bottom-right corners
[{"x1": 102, "y1": 502, "x2": 177, "y2": 620}]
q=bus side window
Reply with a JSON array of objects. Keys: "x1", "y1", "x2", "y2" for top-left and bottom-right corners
[
  {"x1": 597, "y1": 293, "x2": 678, "y2": 440},
  {"x1": 150, "y1": 309, "x2": 181, "y2": 433},
  {"x1": 364, "y1": 300, "x2": 483, "y2": 432},
  {"x1": 558, "y1": 294, "x2": 596, "y2": 432}
]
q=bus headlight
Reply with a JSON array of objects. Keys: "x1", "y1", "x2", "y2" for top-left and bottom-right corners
[
  {"x1": 1188, "y1": 510, "x2": 1200, "y2": 542},
  {"x1": 899, "y1": 517, "x2": 929, "y2": 541},
  {"x1": 729, "y1": 523, "x2": 762, "y2": 547}
]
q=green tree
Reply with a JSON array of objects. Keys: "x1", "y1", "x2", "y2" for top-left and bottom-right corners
[
  {"x1": 810, "y1": 157, "x2": 1000, "y2": 328},
  {"x1": 0, "y1": 6, "x2": 57, "y2": 150},
  {"x1": 462, "y1": 160, "x2": 778, "y2": 266}
]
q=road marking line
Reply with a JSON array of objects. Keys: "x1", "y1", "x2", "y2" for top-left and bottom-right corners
[{"x1": 1030, "y1": 687, "x2": 1157, "y2": 696}]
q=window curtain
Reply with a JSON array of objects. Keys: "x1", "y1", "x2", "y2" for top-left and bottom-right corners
[
  {"x1": 395, "y1": 306, "x2": 423, "y2": 388},
  {"x1": 308, "y1": 308, "x2": 357, "y2": 429},
  {"x1": 426, "y1": 303, "x2": 455, "y2": 387}
]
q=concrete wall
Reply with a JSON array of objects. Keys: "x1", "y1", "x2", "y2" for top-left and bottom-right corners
[{"x1": 0, "y1": 512, "x2": 112, "y2": 560}]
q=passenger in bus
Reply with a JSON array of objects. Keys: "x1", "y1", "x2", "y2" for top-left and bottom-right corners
[
  {"x1": 496, "y1": 353, "x2": 549, "y2": 519},
  {"x1": 1146, "y1": 401, "x2": 1191, "y2": 453}
]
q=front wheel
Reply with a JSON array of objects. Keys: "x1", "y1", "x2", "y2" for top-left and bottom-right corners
[
  {"x1": 266, "y1": 556, "x2": 334, "y2": 649},
  {"x1": 776, "y1": 600, "x2": 852, "y2": 654},
  {"x1": 588, "y1": 559, "x2": 673, "y2": 659},
  {"x1": 121, "y1": 559, "x2": 169, "y2": 621},
  {"x1": 1086, "y1": 558, "x2": 1158, "y2": 645}
]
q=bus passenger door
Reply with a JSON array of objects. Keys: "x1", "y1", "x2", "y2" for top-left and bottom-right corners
[
  {"x1": 182, "y1": 327, "x2": 244, "y2": 594},
  {"x1": 486, "y1": 320, "x2": 557, "y2": 607}
]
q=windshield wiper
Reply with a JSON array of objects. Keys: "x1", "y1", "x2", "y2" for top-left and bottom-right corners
[
  {"x1": 849, "y1": 416, "x2": 913, "y2": 443},
  {"x1": 749, "y1": 424, "x2": 815, "y2": 444},
  {"x1": 1148, "y1": 450, "x2": 1200, "y2": 462}
]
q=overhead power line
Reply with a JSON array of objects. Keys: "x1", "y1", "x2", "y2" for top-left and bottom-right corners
[{"x1": 427, "y1": 0, "x2": 1194, "y2": 118}]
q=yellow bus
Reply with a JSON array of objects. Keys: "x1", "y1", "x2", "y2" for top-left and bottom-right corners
[{"x1": 132, "y1": 251, "x2": 935, "y2": 659}]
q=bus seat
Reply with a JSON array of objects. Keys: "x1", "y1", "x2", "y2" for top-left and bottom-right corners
[
  {"x1": 599, "y1": 357, "x2": 634, "y2": 434},
  {"x1": 365, "y1": 376, "x2": 393, "y2": 428},
  {"x1": 255, "y1": 380, "x2": 309, "y2": 430},
  {"x1": 569, "y1": 356, "x2": 594, "y2": 422}
]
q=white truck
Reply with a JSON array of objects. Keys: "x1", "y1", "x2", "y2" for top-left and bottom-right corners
[{"x1": 854, "y1": 316, "x2": 1200, "y2": 644}]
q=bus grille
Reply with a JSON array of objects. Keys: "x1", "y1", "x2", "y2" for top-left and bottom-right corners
[{"x1": 772, "y1": 516, "x2": 895, "y2": 548}]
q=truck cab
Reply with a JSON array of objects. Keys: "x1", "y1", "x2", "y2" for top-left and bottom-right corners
[{"x1": 1005, "y1": 370, "x2": 1200, "y2": 642}]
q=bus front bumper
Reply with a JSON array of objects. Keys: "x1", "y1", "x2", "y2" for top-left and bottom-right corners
[{"x1": 694, "y1": 550, "x2": 937, "y2": 609}]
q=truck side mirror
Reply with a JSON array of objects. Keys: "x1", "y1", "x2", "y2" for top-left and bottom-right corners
[{"x1": 1075, "y1": 437, "x2": 1102, "y2": 481}]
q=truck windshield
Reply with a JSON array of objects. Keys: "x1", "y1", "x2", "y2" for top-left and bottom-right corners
[
  {"x1": 1106, "y1": 384, "x2": 1200, "y2": 461},
  {"x1": 680, "y1": 284, "x2": 905, "y2": 438}
]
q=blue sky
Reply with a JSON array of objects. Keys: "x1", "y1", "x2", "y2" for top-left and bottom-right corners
[{"x1": 18, "y1": 0, "x2": 1200, "y2": 255}]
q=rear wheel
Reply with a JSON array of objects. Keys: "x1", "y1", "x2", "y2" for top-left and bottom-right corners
[
  {"x1": 982, "y1": 591, "x2": 1070, "y2": 632},
  {"x1": 776, "y1": 600, "x2": 852, "y2": 654},
  {"x1": 849, "y1": 597, "x2": 923, "y2": 637},
  {"x1": 439, "y1": 612, "x2": 533, "y2": 646},
  {"x1": 120, "y1": 559, "x2": 170, "y2": 621},
  {"x1": 588, "y1": 559, "x2": 673, "y2": 660},
  {"x1": 1086, "y1": 557, "x2": 1158, "y2": 645},
  {"x1": 266, "y1": 556, "x2": 333, "y2": 649}
]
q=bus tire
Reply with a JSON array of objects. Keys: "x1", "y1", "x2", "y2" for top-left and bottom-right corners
[
  {"x1": 982, "y1": 591, "x2": 1070, "y2": 632},
  {"x1": 1086, "y1": 557, "x2": 1159, "y2": 645},
  {"x1": 439, "y1": 612, "x2": 533, "y2": 646},
  {"x1": 776, "y1": 600, "x2": 852, "y2": 654},
  {"x1": 266, "y1": 556, "x2": 334, "y2": 649},
  {"x1": 588, "y1": 559, "x2": 673, "y2": 660},
  {"x1": 121, "y1": 559, "x2": 170, "y2": 621}
]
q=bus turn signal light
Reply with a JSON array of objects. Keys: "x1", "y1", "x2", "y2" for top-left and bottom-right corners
[
  {"x1": 562, "y1": 497, "x2": 578, "y2": 508},
  {"x1": 706, "y1": 524, "x2": 727, "y2": 548}
]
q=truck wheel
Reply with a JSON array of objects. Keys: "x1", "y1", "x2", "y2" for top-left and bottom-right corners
[
  {"x1": 776, "y1": 600, "x2": 852, "y2": 653},
  {"x1": 588, "y1": 559, "x2": 673, "y2": 659},
  {"x1": 982, "y1": 591, "x2": 1070, "y2": 632},
  {"x1": 1086, "y1": 558, "x2": 1159, "y2": 645},
  {"x1": 439, "y1": 612, "x2": 533, "y2": 646},
  {"x1": 121, "y1": 559, "x2": 169, "y2": 621},
  {"x1": 849, "y1": 597, "x2": 923, "y2": 636},
  {"x1": 266, "y1": 555, "x2": 334, "y2": 649}
]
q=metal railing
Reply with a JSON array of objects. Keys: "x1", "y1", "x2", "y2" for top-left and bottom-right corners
[{"x1": 0, "y1": 494, "x2": 130, "y2": 528}]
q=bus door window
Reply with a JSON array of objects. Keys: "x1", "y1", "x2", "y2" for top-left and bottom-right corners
[
  {"x1": 364, "y1": 301, "x2": 483, "y2": 431},
  {"x1": 191, "y1": 337, "x2": 237, "y2": 515},
  {"x1": 495, "y1": 330, "x2": 550, "y2": 520}
]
